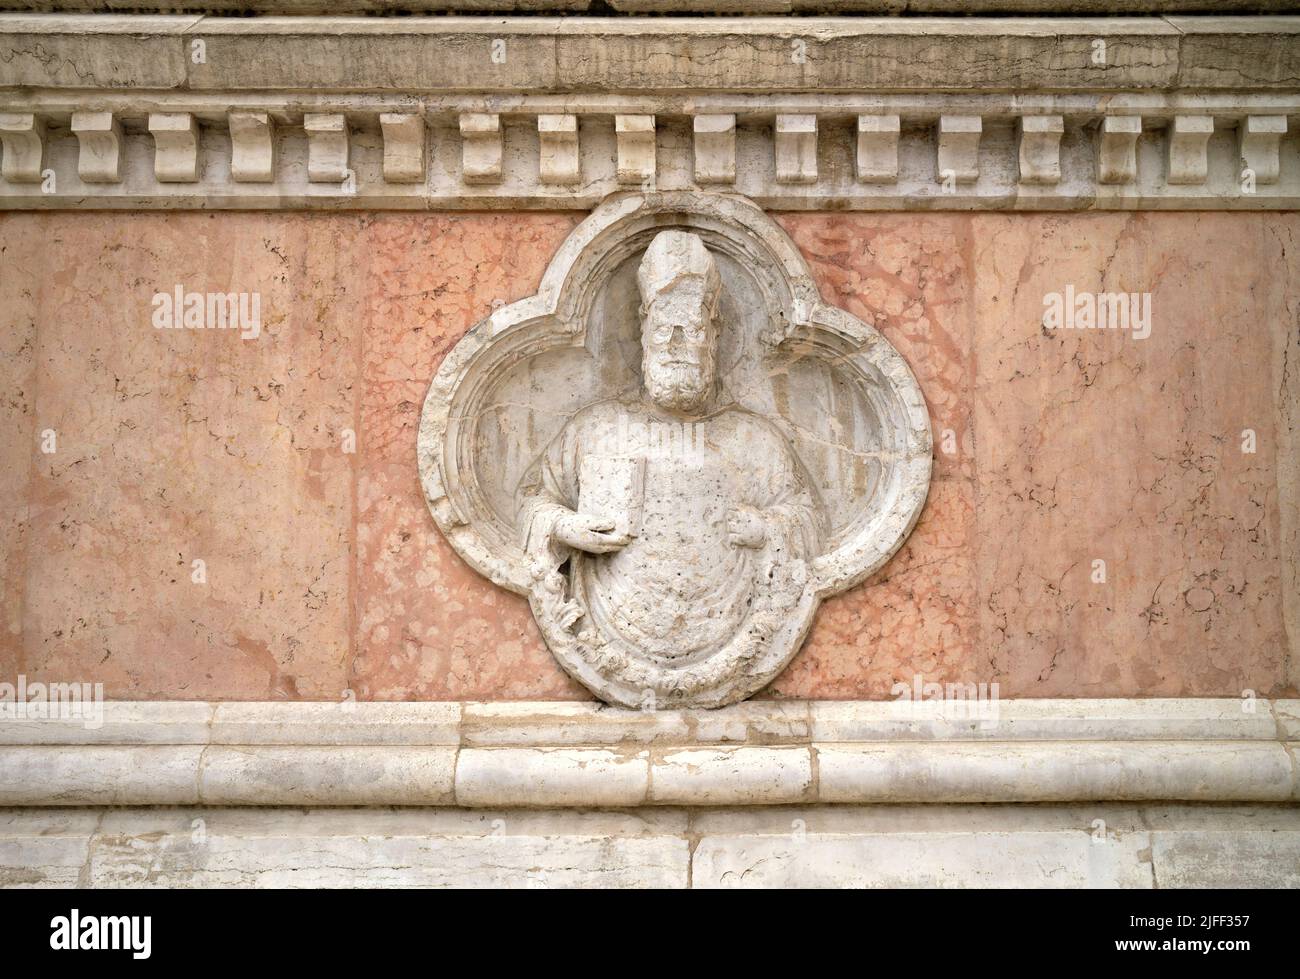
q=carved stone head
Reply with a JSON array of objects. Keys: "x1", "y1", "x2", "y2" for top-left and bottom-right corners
[{"x1": 636, "y1": 230, "x2": 722, "y2": 414}]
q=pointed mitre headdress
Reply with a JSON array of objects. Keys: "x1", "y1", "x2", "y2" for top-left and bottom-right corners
[{"x1": 636, "y1": 230, "x2": 722, "y2": 309}]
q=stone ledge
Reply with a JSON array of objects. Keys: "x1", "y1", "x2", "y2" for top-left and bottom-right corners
[
  {"x1": 3, "y1": 15, "x2": 1300, "y2": 93},
  {"x1": 3, "y1": 3, "x2": 1299, "y2": 14},
  {"x1": 3, "y1": 92, "x2": 1297, "y2": 211},
  {"x1": 1, "y1": 698, "x2": 1292, "y2": 745},
  {"x1": 4, "y1": 803, "x2": 1299, "y2": 888},
  {"x1": 1, "y1": 699, "x2": 1296, "y2": 806},
  {"x1": 4, "y1": 741, "x2": 1293, "y2": 806}
]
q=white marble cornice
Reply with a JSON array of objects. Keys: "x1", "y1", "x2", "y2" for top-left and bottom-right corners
[
  {"x1": 0, "y1": 91, "x2": 1298, "y2": 209},
  {"x1": 2, "y1": 15, "x2": 1300, "y2": 94},
  {"x1": 3, "y1": 13, "x2": 1299, "y2": 209},
  {"x1": 1, "y1": 699, "x2": 1296, "y2": 807}
]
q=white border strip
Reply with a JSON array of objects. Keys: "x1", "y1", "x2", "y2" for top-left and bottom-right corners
[{"x1": 1, "y1": 699, "x2": 1296, "y2": 806}]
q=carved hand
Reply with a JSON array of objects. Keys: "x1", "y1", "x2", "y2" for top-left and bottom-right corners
[
  {"x1": 725, "y1": 506, "x2": 767, "y2": 549},
  {"x1": 553, "y1": 512, "x2": 632, "y2": 555}
]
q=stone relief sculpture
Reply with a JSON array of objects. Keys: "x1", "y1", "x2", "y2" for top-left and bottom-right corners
[
  {"x1": 516, "y1": 229, "x2": 827, "y2": 705},
  {"x1": 420, "y1": 193, "x2": 932, "y2": 708}
]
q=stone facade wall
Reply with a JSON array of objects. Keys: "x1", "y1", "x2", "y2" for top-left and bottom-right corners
[
  {"x1": 3, "y1": 5, "x2": 1300, "y2": 890},
  {"x1": 2, "y1": 209, "x2": 1295, "y2": 702}
]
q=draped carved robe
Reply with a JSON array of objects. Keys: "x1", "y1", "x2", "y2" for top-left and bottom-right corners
[{"x1": 518, "y1": 395, "x2": 824, "y2": 667}]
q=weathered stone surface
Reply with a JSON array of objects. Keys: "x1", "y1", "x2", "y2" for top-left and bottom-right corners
[
  {"x1": 0, "y1": 113, "x2": 45, "y2": 183},
  {"x1": 461, "y1": 700, "x2": 812, "y2": 745},
  {"x1": 5, "y1": 696, "x2": 1285, "y2": 744},
  {"x1": 462, "y1": 702, "x2": 691, "y2": 745},
  {"x1": 615, "y1": 114, "x2": 655, "y2": 185},
  {"x1": 809, "y1": 697, "x2": 1281, "y2": 743},
  {"x1": 228, "y1": 111, "x2": 275, "y2": 183},
  {"x1": 537, "y1": 114, "x2": 580, "y2": 185},
  {"x1": 1166, "y1": 115, "x2": 1214, "y2": 185},
  {"x1": 0, "y1": 746, "x2": 204, "y2": 805},
  {"x1": 4, "y1": 15, "x2": 1298, "y2": 95},
  {"x1": 0, "y1": 810, "x2": 99, "y2": 889},
  {"x1": 378, "y1": 112, "x2": 424, "y2": 184},
  {"x1": 455, "y1": 747, "x2": 650, "y2": 807},
  {"x1": 0, "y1": 701, "x2": 213, "y2": 745},
  {"x1": 855, "y1": 114, "x2": 900, "y2": 184},
  {"x1": 199, "y1": 745, "x2": 457, "y2": 805},
  {"x1": 775, "y1": 114, "x2": 818, "y2": 185},
  {"x1": 21, "y1": 808, "x2": 691, "y2": 889},
  {"x1": 148, "y1": 112, "x2": 200, "y2": 183},
  {"x1": 1146, "y1": 806, "x2": 1300, "y2": 887},
  {"x1": 210, "y1": 701, "x2": 462, "y2": 746},
  {"x1": 937, "y1": 115, "x2": 982, "y2": 185},
  {"x1": 303, "y1": 112, "x2": 350, "y2": 183},
  {"x1": 816, "y1": 742, "x2": 1295, "y2": 803},
  {"x1": 1018, "y1": 114, "x2": 1064, "y2": 185},
  {"x1": 774, "y1": 480, "x2": 977, "y2": 700},
  {"x1": 0, "y1": 242, "x2": 37, "y2": 678},
  {"x1": 70, "y1": 110, "x2": 123, "y2": 184},
  {"x1": 690, "y1": 805, "x2": 1158, "y2": 888},
  {"x1": 1, "y1": 2, "x2": 1297, "y2": 891},
  {"x1": 1098, "y1": 115, "x2": 1142, "y2": 184},
  {"x1": 5, "y1": 803, "x2": 1298, "y2": 889},
  {"x1": 1171, "y1": 16, "x2": 1300, "y2": 90},
  {"x1": 649, "y1": 747, "x2": 813, "y2": 805},
  {"x1": 693, "y1": 114, "x2": 736, "y2": 185},
  {"x1": 2, "y1": 698, "x2": 1295, "y2": 806},
  {"x1": 1276, "y1": 700, "x2": 1300, "y2": 741},
  {"x1": 0, "y1": 14, "x2": 192, "y2": 89}
]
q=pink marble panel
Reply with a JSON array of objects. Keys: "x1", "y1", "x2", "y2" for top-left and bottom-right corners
[
  {"x1": 1, "y1": 213, "x2": 364, "y2": 698},
  {"x1": 0, "y1": 210, "x2": 1293, "y2": 700}
]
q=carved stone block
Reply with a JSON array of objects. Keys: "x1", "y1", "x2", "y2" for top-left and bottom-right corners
[
  {"x1": 1239, "y1": 115, "x2": 1286, "y2": 186},
  {"x1": 1167, "y1": 115, "x2": 1214, "y2": 186},
  {"x1": 0, "y1": 112, "x2": 45, "y2": 184},
  {"x1": 937, "y1": 115, "x2": 981, "y2": 185},
  {"x1": 774, "y1": 114, "x2": 817, "y2": 185},
  {"x1": 855, "y1": 114, "x2": 900, "y2": 184},
  {"x1": 379, "y1": 112, "x2": 425, "y2": 184},
  {"x1": 693, "y1": 115, "x2": 736, "y2": 185},
  {"x1": 615, "y1": 115, "x2": 656, "y2": 186},
  {"x1": 538, "y1": 114, "x2": 580, "y2": 185},
  {"x1": 459, "y1": 112, "x2": 502, "y2": 185},
  {"x1": 303, "y1": 113, "x2": 350, "y2": 183},
  {"x1": 1098, "y1": 115, "x2": 1142, "y2": 185},
  {"x1": 228, "y1": 111, "x2": 276, "y2": 183},
  {"x1": 1018, "y1": 115, "x2": 1064, "y2": 186},
  {"x1": 148, "y1": 112, "x2": 199, "y2": 183},
  {"x1": 70, "y1": 111, "x2": 123, "y2": 184}
]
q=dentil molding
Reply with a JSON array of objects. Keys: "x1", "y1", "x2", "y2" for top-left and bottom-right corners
[
  {"x1": 2, "y1": 94, "x2": 1299, "y2": 210},
  {"x1": 2, "y1": 15, "x2": 1300, "y2": 210}
]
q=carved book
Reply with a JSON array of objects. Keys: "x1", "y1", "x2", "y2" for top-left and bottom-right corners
[{"x1": 578, "y1": 455, "x2": 645, "y2": 539}]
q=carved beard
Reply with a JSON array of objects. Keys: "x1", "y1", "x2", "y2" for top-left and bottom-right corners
[{"x1": 643, "y1": 346, "x2": 716, "y2": 413}]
